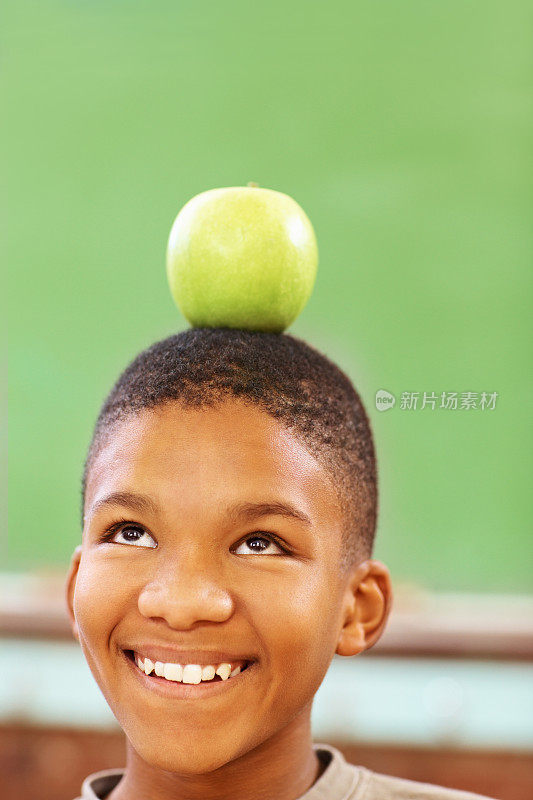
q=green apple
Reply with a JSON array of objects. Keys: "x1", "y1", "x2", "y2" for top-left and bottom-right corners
[{"x1": 166, "y1": 185, "x2": 318, "y2": 333}]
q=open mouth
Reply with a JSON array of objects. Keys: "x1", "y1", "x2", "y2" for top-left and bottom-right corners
[{"x1": 124, "y1": 650, "x2": 254, "y2": 685}]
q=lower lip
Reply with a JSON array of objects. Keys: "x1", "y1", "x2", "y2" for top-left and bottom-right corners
[{"x1": 122, "y1": 650, "x2": 257, "y2": 700}]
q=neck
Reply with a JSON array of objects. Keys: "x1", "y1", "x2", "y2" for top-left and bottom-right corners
[{"x1": 108, "y1": 705, "x2": 323, "y2": 800}]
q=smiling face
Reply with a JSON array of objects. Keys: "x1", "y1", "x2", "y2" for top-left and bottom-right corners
[{"x1": 67, "y1": 398, "x2": 388, "y2": 776}]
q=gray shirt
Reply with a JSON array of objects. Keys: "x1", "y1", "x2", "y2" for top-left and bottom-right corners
[{"x1": 74, "y1": 742, "x2": 496, "y2": 800}]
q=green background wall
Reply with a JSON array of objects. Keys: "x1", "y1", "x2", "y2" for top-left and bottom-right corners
[{"x1": 6, "y1": 0, "x2": 532, "y2": 591}]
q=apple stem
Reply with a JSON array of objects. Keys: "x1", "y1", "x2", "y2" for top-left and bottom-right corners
[{"x1": 247, "y1": 181, "x2": 259, "y2": 188}]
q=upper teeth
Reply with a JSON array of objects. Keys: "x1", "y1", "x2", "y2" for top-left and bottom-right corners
[{"x1": 135, "y1": 654, "x2": 244, "y2": 684}]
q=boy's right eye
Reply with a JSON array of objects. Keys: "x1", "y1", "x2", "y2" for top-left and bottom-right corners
[{"x1": 104, "y1": 524, "x2": 157, "y2": 549}]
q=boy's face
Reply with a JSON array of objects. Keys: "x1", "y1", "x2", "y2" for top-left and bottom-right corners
[{"x1": 67, "y1": 399, "x2": 388, "y2": 774}]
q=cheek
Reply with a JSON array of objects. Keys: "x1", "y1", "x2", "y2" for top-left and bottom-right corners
[
  {"x1": 253, "y1": 566, "x2": 342, "y2": 687},
  {"x1": 73, "y1": 558, "x2": 135, "y2": 665}
]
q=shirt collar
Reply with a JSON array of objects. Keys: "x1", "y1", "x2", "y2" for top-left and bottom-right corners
[{"x1": 80, "y1": 743, "x2": 361, "y2": 800}]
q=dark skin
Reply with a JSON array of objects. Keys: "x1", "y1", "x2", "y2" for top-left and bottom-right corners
[{"x1": 66, "y1": 398, "x2": 392, "y2": 800}]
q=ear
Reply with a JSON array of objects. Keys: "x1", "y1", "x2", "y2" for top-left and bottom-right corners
[
  {"x1": 336, "y1": 559, "x2": 392, "y2": 656},
  {"x1": 65, "y1": 545, "x2": 82, "y2": 642}
]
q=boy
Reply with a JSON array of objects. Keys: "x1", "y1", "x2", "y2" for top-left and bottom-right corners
[{"x1": 66, "y1": 327, "x2": 494, "y2": 800}]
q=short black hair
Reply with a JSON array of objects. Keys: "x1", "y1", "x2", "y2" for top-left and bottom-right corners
[{"x1": 81, "y1": 328, "x2": 377, "y2": 568}]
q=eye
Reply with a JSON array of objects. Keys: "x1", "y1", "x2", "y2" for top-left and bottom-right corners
[
  {"x1": 105, "y1": 523, "x2": 157, "y2": 549},
  {"x1": 233, "y1": 534, "x2": 286, "y2": 556}
]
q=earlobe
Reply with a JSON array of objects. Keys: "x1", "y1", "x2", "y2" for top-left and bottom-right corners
[
  {"x1": 65, "y1": 545, "x2": 82, "y2": 642},
  {"x1": 336, "y1": 559, "x2": 393, "y2": 657}
]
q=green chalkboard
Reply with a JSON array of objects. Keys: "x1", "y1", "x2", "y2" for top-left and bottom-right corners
[{"x1": 6, "y1": 0, "x2": 532, "y2": 592}]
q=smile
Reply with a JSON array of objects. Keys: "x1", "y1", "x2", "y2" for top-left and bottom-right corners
[
  {"x1": 123, "y1": 650, "x2": 255, "y2": 698},
  {"x1": 131, "y1": 651, "x2": 250, "y2": 683}
]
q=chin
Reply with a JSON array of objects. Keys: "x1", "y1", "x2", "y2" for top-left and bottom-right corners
[{"x1": 128, "y1": 731, "x2": 248, "y2": 775}]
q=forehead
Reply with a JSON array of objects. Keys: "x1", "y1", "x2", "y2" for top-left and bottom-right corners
[{"x1": 85, "y1": 399, "x2": 341, "y2": 529}]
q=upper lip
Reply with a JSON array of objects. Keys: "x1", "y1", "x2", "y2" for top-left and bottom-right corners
[{"x1": 122, "y1": 644, "x2": 256, "y2": 666}]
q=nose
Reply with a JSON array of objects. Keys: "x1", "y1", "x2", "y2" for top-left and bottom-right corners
[{"x1": 137, "y1": 548, "x2": 235, "y2": 630}]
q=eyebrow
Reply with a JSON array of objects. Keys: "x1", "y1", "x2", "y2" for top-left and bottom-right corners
[
  {"x1": 228, "y1": 501, "x2": 312, "y2": 527},
  {"x1": 87, "y1": 492, "x2": 311, "y2": 527},
  {"x1": 88, "y1": 491, "x2": 161, "y2": 520}
]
